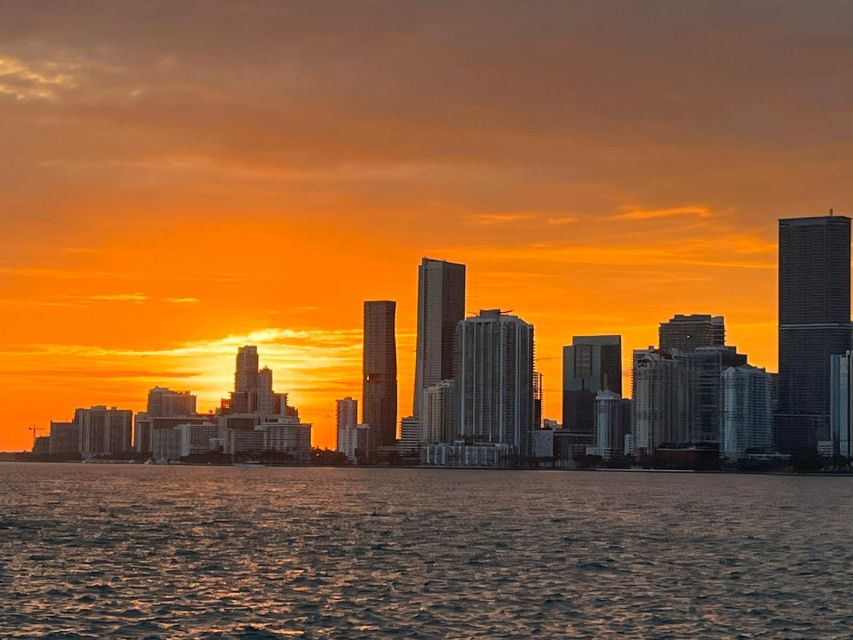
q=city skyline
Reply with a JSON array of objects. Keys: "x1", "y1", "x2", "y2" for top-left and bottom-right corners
[{"x1": 8, "y1": 3, "x2": 853, "y2": 451}]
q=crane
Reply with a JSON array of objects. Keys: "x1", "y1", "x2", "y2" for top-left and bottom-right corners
[{"x1": 28, "y1": 425, "x2": 42, "y2": 448}]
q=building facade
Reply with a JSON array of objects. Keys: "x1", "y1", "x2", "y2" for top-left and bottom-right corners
[
  {"x1": 146, "y1": 386, "x2": 197, "y2": 417},
  {"x1": 422, "y1": 378, "x2": 458, "y2": 443},
  {"x1": 562, "y1": 335, "x2": 621, "y2": 435},
  {"x1": 458, "y1": 310, "x2": 535, "y2": 455},
  {"x1": 363, "y1": 300, "x2": 398, "y2": 447},
  {"x1": 777, "y1": 215, "x2": 851, "y2": 452},
  {"x1": 593, "y1": 391, "x2": 632, "y2": 461},
  {"x1": 830, "y1": 351, "x2": 853, "y2": 459},
  {"x1": 659, "y1": 314, "x2": 725, "y2": 352},
  {"x1": 632, "y1": 349, "x2": 689, "y2": 458},
  {"x1": 412, "y1": 257, "x2": 466, "y2": 421},
  {"x1": 721, "y1": 365, "x2": 774, "y2": 459},
  {"x1": 336, "y1": 397, "x2": 358, "y2": 453},
  {"x1": 75, "y1": 406, "x2": 133, "y2": 457}
]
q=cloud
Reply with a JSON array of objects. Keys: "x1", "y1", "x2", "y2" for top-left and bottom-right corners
[
  {"x1": 546, "y1": 215, "x2": 578, "y2": 225},
  {"x1": 468, "y1": 213, "x2": 537, "y2": 226},
  {"x1": 612, "y1": 206, "x2": 714, "y2": 221},
  {"x1": 167, "y1": 297, "x2": 199, "y2": 304},
  {"x1": 0, "y1": 55, "x2": 80, "y2": 101},
  {"x1": 84, "y1": 292, "x2": 148, "y2": 302}
]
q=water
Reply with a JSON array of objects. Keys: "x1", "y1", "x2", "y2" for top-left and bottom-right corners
[{"x1": 0, "y1": 464, "x2": 851, "y2": 638}]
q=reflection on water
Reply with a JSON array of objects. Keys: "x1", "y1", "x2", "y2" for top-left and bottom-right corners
[{"x1": 0, "y1": 463, "x2": 851, "y2": 638}]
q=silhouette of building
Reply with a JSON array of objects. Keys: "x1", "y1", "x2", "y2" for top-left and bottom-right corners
[
  {"x1": 75, "y1": 406, "x2": 133, "y2": 457},
  {"x1": 146, "y1": 386, "x2": 197, "y2": 417},
  {"x1": 227, "y1": 345, "x2": 292, "y2": 417},
  {"x1": 830, "y1": 351, "x2": 853, "y2": 459},
  {"x1": 562, "y1": 335, "x2": 621, "y2": 434},
  {"x1": 398, "y1": 416, "x2": 421, "y2": 458},
  {"x1": 412, "y1": 258, "x2": 466, "y2": 421},
  {"x1": 593, "y1": 391, "x2": 632, "y2": 461},
  {"x1": 48, "y1": 421, "x2": 79, "y2": 455},
  {"x1": 363, "y1": 301, "x2": 398, "y2": 447},
  {"x1": 235, "y1": 345, "x2": 259, "y2": 393},
  {"x1": 777, "y1": 215, "x2": 851, "y2": 452},
  {"x1": 686, "y1": 346, "x2": 747, "y2": 444},
  {"x1": 659, "y1": 314, "x2": 725, "y2": 352},
  {"x1": 458, "y1": 309, "x2": 535, "y2": 455},
  {"x1": 721, "y1": 365, "x2": 774, "y2": 459}
]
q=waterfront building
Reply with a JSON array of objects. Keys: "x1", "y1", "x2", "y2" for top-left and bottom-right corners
[
  {"x1": 336, "y1": 397, "x2": 358, "y2": 453},
  {"x1": 686, "y1": 346, "x2": 747, "y2": 444},
  {"x1": 721, "y1": 365, "x2": 774, "y2": 459},
  {"x1": 151, "y1": 426, "x2": 181, "y2": 463},
  {"x1": 777, "y1": 215, "x2": 851, "y2": 452},
  {"x1": 562, "y1": 335, "x2": 621, "y2": 435},
  {"x1": 135, "y1": 414, "x2": 213, "y2": 453},
  {"x1": 830, "y1": 351, "x2": 853, "y2": 459},
  {"x1": 593, "y1": 391, "x2": 632, "y2": 461},
  {"x1": 412, "y1": 257, "x2": 466, "y2": 421},
  {"x1": 354, "y1": 423, "x2": 376, "y2": 465},
  {"x1": 398, "y1": 416, "x2": 421, "y2": 458},
  {"x1": 260, "y1": 417, "x2": 312, "y2": 462},
  {"x1": 32, "y1": 436, "x2": 50, "y2": 456},
  {"x1": 458, "y1": 310, "x2": 535, "y2": 455},
  {"x1": 363, "y1": 301, "x2": 398, "y2": 447},
  {"x1": 176, "y1": 422, "x2": 220, "y2": 458},
  {"x1": 75, "y1": 406, "x2": 133, "y2": 457},
  {"x1": 422, "y1": 379, "x2": 458, "y2": 443},
  {"x1": 631, "y1": 348, "x2": 689, "y2": 459},
  {"x1": 421, "y1": 441, "x2": 512, "y2": 467},
  {"x1": 48, "y1": 421, "x2": 79, "y2": 455},
  {"x1": 532, "y1": 428, "x2": 555, "y2": 460},
  {"x1": 224, "y1": 428, "x2": 265, "y2": 456},
  {"x1": 659, "y1": 314, "x2": 725, "y2": 352},
  {"x1": 146, "y1": 386, "x2": 197, "y2": 417}
]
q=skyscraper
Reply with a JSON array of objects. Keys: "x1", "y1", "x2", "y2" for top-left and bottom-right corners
[
  {"x1": 363, "y1": 300, "x2": 398, "y2": 447},
  {"x1": 75, "y1": 406, "x2": 133, "y2": 457},
  {"x1": 829, "y1": 351, "x2": 853, "y2": 459},
  {"x1": 458, "y1": 309, "x2": 535, "y2": 455},
  {"x1": 336, "y1": 397, "x2": 358, "y2": 452},
  {"x1": 659, "y1": 314, "x2": 725, "y2": 352},
  {"x1": 235, "y1": 345, "x2": 259, "y2": 393},
  {"x1": 562, "y1": 335, "x2": 621, "y2": 433},
  {"x1": 412, "y1": 257, "x2": 466, "y2": 420},
  {"x1": 422, "y1": 379, "x2": 458, "y2": 443},
  {"x1": 721, "y1": 365, "x2": 774, "y2": 459},
  {"x1": 631, "y1": 348, "x2": 689, "y2": 458},
  {"x1": 146, "y1": 386, "x2": 197, "y2": 417},
  {"x1": 777, "y1": 215, "x2": 851, "y2": 452}
]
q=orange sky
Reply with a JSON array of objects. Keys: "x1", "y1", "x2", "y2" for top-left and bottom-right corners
[{"x1": 3, "y1": 2, "x2": 853, "y2": 450}]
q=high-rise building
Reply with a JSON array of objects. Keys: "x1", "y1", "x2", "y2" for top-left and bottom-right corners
[
  {"x1": 422, "y1": 379, "x2": 458, "y2": 443},
  {"x1": 257, "y1": 367, "x2": 275, "y2": 415},
  {"x1": 398, "y1": 416, "x2": 421, "y2": 458},
  {"x1": 235, "y1": 345, "x2": 259, "y2": 393},
  {"x1": 146, "y1": 387, "x2": 197, "y2": 417},
  {"x1": 632, "y1": 348, "x2": 689, "y2": 458},
  {"x1": 458, "y1": 309, "x2": 535, "y2": 455},
  {"x1": 777, "y1": 215, "x2": 851, "y2": 452},
  {"x1": 659, "y1": 314, "x2": 725, "y2": 352},
  {"x1": 48, "y1": 421, "x2": 79, "y2": 455},
  {"x1": 829, "y1": 351, "x2": 853, "y2": 459},
  {"x1": 593, "y1": 391, "x2": 632, "y2": 461},
  {"x1": 721, "y1": 365, "x2": 774, "y2": 459},
  {"x1": 562, "y1": 335, "x2": 621, "y2": 434},
  {"x1": 75, "y1": 406, "x2": 133, "y2": 457},
  {"x1": 686, "y1": 346, "x2": 747, "y2": 444},
  {"x1": 363, "y1": 301, "x2": 398, "y2": 447},
  {"x1": 336, "y1": 397, "x2": 358, "y2": 452},
  {"x1": 412, "y1": 258, "x2": 466, "y2": 420}
]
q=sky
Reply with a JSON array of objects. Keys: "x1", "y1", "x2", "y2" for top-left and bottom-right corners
[{"x1": 3, "y1": 0, "x2": 853, "y2": 450}]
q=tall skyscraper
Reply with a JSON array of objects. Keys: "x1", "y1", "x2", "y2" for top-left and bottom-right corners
[
  {"x1": 562, "y1": 335, "x2": 621, "y2": 433},
  {"x1": 458, "y1": 310, "x2": 535, "y2": 455},
  {"x1": 685, "y1": 346, "x2": 747, "y2": 444},
  {"x1": 777, "y1": 215, "x2": 851, "y2": 452},
  {"x1": 363, "y1": 301, "x2": 398, "y2": 447},
  {"x1": 659, "y1": 314, "x2": 725, "y2": 352},
  {"x1": 412, "y1": 257, "x2": 466, "y2": 420},
  {"x1": 721, "y1": 365, "x2": 774, "y2": 459}
]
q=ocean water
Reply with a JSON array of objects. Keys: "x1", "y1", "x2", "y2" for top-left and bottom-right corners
[{"x1": 0, "y1": 464, "x2": 851, "y2": 639}]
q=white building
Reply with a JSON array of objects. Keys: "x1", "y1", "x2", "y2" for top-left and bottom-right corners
[
  {"x1": 458, "y1": 309, "x2": 535, "y2": 455},
  {"x1": 830, "y1": 351, "x2": 853, "y2": 459},
  {"x1": 721, "y1": 365, "x2": 774, "y2": 459},
  {"x1": 632, "y1": 348, "x2": 689, "y2": 458},
  {"x1": 422, "y1": 379, "x2": 458, "y2": 443},
  {"x1": 422, "y1": 441, "x2": 512, "y2": 467},
  {"x1": 261, "y1": 417, "x2": 312, "y2": 462},
  {"x1": 593, "y1": 390, "x2": 631, "y2": 461},
  {"x1": 336, "y1": 397, "x2": 358, "y2": 454}
]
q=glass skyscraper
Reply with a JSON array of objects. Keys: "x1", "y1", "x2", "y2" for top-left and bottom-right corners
[{"x1": 777, "y1": 215, "x2": 851, "y2": 452}]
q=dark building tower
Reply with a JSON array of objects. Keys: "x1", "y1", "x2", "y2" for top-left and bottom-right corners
[
  {"x1": 659, "y1": 314, "x2": 725, "y2": 352},
  {"x1": 363, "y1": 301, "x2": 398, "y2": 447},
  {"x1": 235, "y1": 345, "x2": 259, "y2": 393},
  {"x1": 412, "y1": 258, "x2": 466, "y2": 420},
  {"x1": 777, "y1": 215, "x2": 852, "y2": 452},
  {"x1": 563, "y1": 335, "x2": 621, "y2": 433}
]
